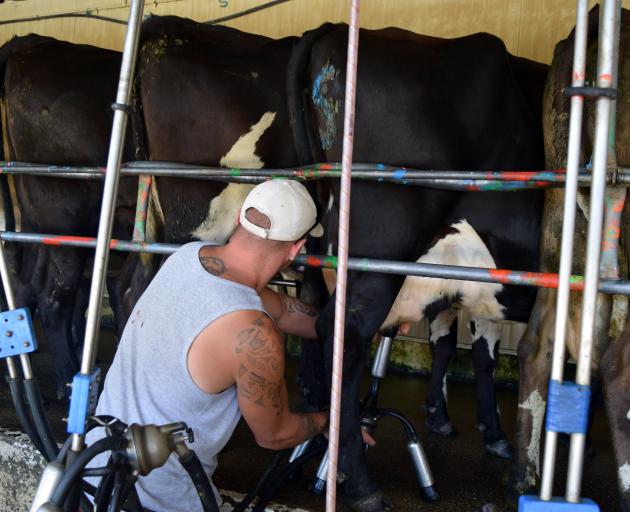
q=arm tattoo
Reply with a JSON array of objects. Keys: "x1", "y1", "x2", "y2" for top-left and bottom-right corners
[
  {"x1": 200, "y1": 256, "x2": 226, "y2": 276},
  {"x1": 282, "y1": 295, "x2": 318, "y2": 318},
  {"x1": 236, "y1": 314, "x2": 284, "y2": 414}
]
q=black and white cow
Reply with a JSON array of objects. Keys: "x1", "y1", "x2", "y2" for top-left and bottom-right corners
[
  {"x1": 0, "y1": 35, "x2": 139, "y2": 397},
  {"x1": 288, "y1": 24, "x2": 548, "y2": 510},
  {"x1": 133, "y1": 17, "x2": 302, "y2": 253}
]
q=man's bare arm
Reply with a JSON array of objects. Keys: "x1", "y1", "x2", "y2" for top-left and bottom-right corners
[
  {"x1": 234, "y1": 311, "x2": 327, "y2": 449},
  {"x1": 259, "y1": 288, "x2": 319, "y2": 339}
]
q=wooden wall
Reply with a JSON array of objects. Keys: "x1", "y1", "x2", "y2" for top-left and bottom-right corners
[{"x1": 1, "y1": 0, "x2": 628, "y2": 64}]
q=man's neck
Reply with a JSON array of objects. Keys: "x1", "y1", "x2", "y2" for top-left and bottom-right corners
[{"x1": 198, "y1": 243, "x2": 278, "y2": 293}]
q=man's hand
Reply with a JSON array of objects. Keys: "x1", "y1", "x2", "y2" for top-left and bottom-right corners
[{"x1": 322, "y1": 424, "x2": 376, "y2": 447}]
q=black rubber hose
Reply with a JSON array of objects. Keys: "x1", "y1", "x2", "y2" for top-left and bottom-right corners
[
  {"x1": 94, "y1": 455, "x2": 117, "y2": 510},
  {"x1": 179, "y1": 450, "x2": 220, "y2": 512},
  {"x1": 234, "y1": 449, "x2": 290, "y2": 512},
  {"x1": 56, "y1": 436, "x2": 74, "y2": 464},
  {"x1": 107, "y1": 467, "x2": 129, "y2": 512},
  {"x1": 6, "y1": 376, "x2": 47, "y2": 457},
  {"x1": 253, "y1": 442, "x2": 327, "y2": 511},
  {"x1": 23, "y1": 377, "x2": 59, "y2": 460},
  {"x1": 51, "y1": 437, "x2": 127, "y2": 506}
]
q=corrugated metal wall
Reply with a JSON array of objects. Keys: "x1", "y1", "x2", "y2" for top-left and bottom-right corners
[{"x1": 2, "y1": 0, "x2": 628, "y2": 63}]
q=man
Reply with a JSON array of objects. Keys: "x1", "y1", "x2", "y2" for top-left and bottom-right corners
[{"x1": 87, "y1": 179, "x2": 329, "y2": 511}]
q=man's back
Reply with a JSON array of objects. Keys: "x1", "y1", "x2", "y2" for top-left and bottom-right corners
[{"x1": 88, "y1": 241, "x2": 266, "y2": 511}]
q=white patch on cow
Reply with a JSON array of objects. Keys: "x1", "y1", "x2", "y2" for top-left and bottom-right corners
[
  {"x1": 219, "y1": 111, "x2": 276, "y2": 169},
  {"x1": 518, "y1": 389, "x2": 546, "y2": 481},
  {"x1": 471, "y1": 318, "x2": 501, "y2": 360},
  {"x1": 327, "y1": 242, "x2": 333, "y2": 256},
  {"x1": 326, "y1": 191, "x2": 334, "y2": 213},
  {"x1": 442, "y1": 374, "x2": 448, "y2": 404},
  {"x1": 191, "y1": 184, "x2": 254, "y2": 243},
  {"x1": 429, "y1": 309, "x2": 456, "y2": 343},
  {"x1": 191, "y1": 112, "x2": 276, "y2": 243},
  {"x1": 627, "y1": 408, "x2": 630, "y2": 420},
  {"x1": 619, "y1": 463, "x2": 630, "y2": 492},
  {"x1": 381, "y1": 220, "x2": 504, "y2": 330}
]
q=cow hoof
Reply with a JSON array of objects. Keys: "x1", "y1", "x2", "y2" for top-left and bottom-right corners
[
  {"x1": 485, "y1": 439, "x2": 513, "y2": 459},
  {"x1": 426, "y1": 420, "x2": 458, "y2": 437},
  {"x1": 346, "y1": 489, "x2": 391, "y2": 512}
]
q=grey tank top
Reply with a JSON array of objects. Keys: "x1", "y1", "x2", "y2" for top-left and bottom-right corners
[{"x1": 86, "y1": 241, "x2": 267, "y2": 511}]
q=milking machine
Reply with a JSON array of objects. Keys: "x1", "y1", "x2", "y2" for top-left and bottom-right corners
[
  {"x1": 29, "y1": 417, "x2": 219, "y2": 512},
  {"x1": 248, "y1": 330, "x2": 437, "y2": 506}
]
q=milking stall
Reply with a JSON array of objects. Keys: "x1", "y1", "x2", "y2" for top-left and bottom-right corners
[{"x1": 0, "y1": 0, "x2": 629, "y2": 511}]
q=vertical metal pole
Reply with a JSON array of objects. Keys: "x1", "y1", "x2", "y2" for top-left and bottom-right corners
[
  {"x1": 326, "y1": 2, "x2": 360, "y2": 511},
  {"x1": 71, "y1": 0, "x2": 144, "y2": 452},
  {"x1": 566, "y1": 0, "x2": 619, "y2": 501},
  {"x1": 0, "y1": 240, "x2": 23, "y2": 378},
  {"x1": 539, "y1": 0, "x2": 589, "y2": 500}
]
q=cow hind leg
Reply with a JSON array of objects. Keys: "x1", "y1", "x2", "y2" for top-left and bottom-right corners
[
  {"x1": 470, "y1": 317, "x2": 512, "y2": 459},
  {"x1": 507, "y1": 288, "x2": 553, "y2": 499},
  {"x1": 38, "y1": 248, "x2": 85, "y2": 399},
  {"x1": 317, "y1": 271, "x2": 404, "y2": 511},
  {"x1": 600, "y1": 327, "x2": 630, "y2": 511},
  {"x1": 425, "y1": 308, "x2": 458, "y2": 436}
]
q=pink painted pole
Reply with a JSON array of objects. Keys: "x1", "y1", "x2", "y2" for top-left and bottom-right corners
[{"x1": 326, "y1": 2, "x2": 361, "y2": 511}]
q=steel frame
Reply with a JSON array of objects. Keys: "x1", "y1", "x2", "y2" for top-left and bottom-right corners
[{"x1": 13, "y1": 0, "x2": 622, "y2": 510}]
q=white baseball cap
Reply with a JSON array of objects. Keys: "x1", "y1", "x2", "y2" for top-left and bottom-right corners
[{"x1": 240, "y1": 180, "x2": 324, "y2": 241}]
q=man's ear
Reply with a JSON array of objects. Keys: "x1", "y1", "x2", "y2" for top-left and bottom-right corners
[{"x1": 288, "y1": 238, "x2": 307, "y2": 260}]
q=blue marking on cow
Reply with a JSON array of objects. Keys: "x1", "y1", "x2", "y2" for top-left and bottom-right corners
[{"x1": 312, "y1": 63, "x2": 340, "y2": 151}]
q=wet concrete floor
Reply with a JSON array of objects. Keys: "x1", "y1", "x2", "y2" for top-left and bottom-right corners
[{"x1": 0, "y1": 328, "x2": 620, "y2": 511}]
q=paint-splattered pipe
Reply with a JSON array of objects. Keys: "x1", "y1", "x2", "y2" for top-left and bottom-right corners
[
  {"x1": 132, "y1": 175, "x2": 152, "y2": 242},
  {"x1": 327, "y1": 2, "x2": 361, "y2": 510},
  {"x1": 3, "y1": 232, "x2": 630, "y2": 295},
  {"x1": 2, "y1": 161, "x2": 630, "y2": 188}
]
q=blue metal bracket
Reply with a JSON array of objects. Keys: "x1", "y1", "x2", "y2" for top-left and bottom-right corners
[
  {"x1": 519, "y1": 496, "x2": 599, "y2": 511},
  {"x1": 0, "y1": 308, "x2": 37, "y2": 359},
  {"x1": 67, "y1": 368, "x2": 101, "y2": 435},
  {"x1": 546, "y1": 380, "x2": 591, "y2": 434}
]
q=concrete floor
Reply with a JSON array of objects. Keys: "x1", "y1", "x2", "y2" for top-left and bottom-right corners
[{"x1": 0, "y1": 328, "x2": 620, "y2": 512}]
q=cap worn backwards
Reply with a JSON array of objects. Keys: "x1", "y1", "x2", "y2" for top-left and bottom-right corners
[{"x1": 240, "y1": 179, "x2": 324, "y2": 242}]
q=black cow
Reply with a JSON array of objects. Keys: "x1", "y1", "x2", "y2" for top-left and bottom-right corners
[
  {"x1": 0, "y1": 35, "x2": 139, "y2": 397},
  {"x1": 509, "y1": 7, "x2": 630, "y2": 510},
  {"x1": 288, "y1": 25, "x2": 547, "y2": 510}
]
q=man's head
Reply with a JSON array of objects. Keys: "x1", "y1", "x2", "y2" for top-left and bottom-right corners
[{"x1": 233, "y1": 180, "x2": 323, "y2": 267}]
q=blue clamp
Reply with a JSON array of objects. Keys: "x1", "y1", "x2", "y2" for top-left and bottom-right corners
[
  {"x1": 519, "y1": 495, "x2": 599, "y2": 511},
  {"x1": 67, "y1": 368, "x2": 101, "y2": 435},
  {"x1": 0, "y1": 308, "x2": 37, "y2": 359},
  {"x1": 546, "y1": 380, "x2": 591, "y2": 434}
]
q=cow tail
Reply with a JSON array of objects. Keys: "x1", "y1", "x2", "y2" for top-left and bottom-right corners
[{"x1": 287, "y1": 23, "x2": 337, "y2": 166}]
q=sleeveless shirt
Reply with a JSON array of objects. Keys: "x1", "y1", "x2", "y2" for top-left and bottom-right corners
[{"x1": 86, "y1": 241, "x2": 267, "y2": 511}]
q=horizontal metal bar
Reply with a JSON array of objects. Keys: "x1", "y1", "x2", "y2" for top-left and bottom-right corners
[
  {"x1": 565, "y1": 86, "x2": 617, "y2": 99},
  {"x1": 3, "y1": 231, "x2": 630, "y2": 296},
  {"x1": 2, "y1": 161, "x2": 629, "y2": 188}
]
